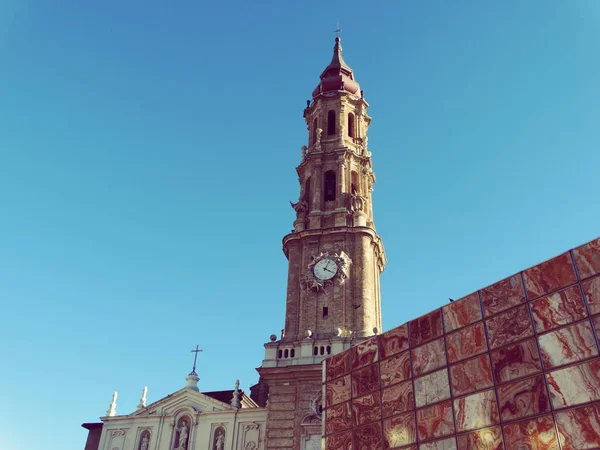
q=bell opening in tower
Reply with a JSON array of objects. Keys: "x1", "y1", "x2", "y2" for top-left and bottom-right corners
[{"x1": 324, "y1": 171, "x2": 336, "y2": 202}]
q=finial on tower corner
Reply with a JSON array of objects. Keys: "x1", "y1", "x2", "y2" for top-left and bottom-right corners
[
  {"x1": 106, "y1": 391, "x2": 117, "y2": 417},
  {"x1": 137, "y1": 386, "x2": 148, "y2": 410},
  {"x1": 231, "y1": 379, "x2": 241, "y2": 408}
]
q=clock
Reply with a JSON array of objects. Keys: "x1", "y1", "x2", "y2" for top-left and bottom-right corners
[{"x1": 313, "y1": 258, "x2": 338, "y2": 280}]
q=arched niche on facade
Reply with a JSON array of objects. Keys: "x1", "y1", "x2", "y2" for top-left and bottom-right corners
[
  {"x1": 212, "y1": 425, "x2": 226, "y2": 450},
  {"x1": 138, "y1": 429, "x2": 151, "y2": 450},
  {"x1": 172, "y1": 412, "x2": 193, "y2": 450}
]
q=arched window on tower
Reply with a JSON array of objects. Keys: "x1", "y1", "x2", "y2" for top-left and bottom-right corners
[
  {"x1": 304, "y1": 177, "x2": 311, "y2": 210},
  {"x1": 312, "y1": 118, "x2": 317, "y2": 145},
  {"x1": 324, "y1": 171, "x2": 336, "y2": 202},
  {"x1": 348, "y1": 113, "x2": 355, "y2": 138},
  {"x1": 327, "y1": 110, "x2": 336, "y2": 135}
]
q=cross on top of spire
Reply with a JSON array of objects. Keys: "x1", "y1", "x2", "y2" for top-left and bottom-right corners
[
  {"x1": 334, "y1": 21, "x2": 341, "y2": 38},
  {"x1": 190, "y1": 345, "x2": 203, "y2": 376}
]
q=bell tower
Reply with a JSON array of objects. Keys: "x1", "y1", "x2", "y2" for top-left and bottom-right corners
[{"x1": 256, "y1": 37, "x2": 386, "y2": 450}]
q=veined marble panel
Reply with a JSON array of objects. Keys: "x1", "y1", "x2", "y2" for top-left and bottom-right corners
[
  {"x1": 380, "y1": 350, "x2": 411, "y2": 388},
  {"x1": 450, "y1": 354, "x2": 493, "y2": 397},
  {"x1": 379, "y1": 323, "x2": 409, "y2": 360},
  {"x1": 523, "y1": 252, "x2": 577, "y2": 300},
  {"x1": 326, "y1": 430, "x2": 353, "y2": 450},
  {"x1": 502, "y1": 415, "x2": 559, "y2": 450},
  {"x1": 538, "y1": 320, "x2": 598, "y2": 369},
  {"x1": 325, "y1": 401, "x2": 352, "y2": 435},
  {"x1": 530, "y1": 285, "x2": 587, "y2": 333},
  {"x1": 480, "y1": 273, "x2": 526, "y2": 318},
  {"x1": 326, "y1": 374, "x2": 351, "y2": 407},
  {"x1": 486, "y1": 305, "x2": 533, "y2": 350},
  {"x1": 442, "y1": 293, "x2": 482, "y2": 333},
  {"x1": 418, "y1": 436, "x2": 457, "y2": 450},
  {"x1": 326, "y1": 349, "x2": 351, "y2": 381},
  {"x1": 447, "y1": 322, "x2": 487, "y2": 363},
  {"x1": 490, "y1": 338, "x2": 542, "y2": 383},
  {"x1": 555, "y1": 402, "x2": 600, "y2": 450},
  {"x1": 412, "y1": 338, "x2": 447, "y2": 377},
  {"x1": 353, "y1": 421, "x2": 382, "y2": 450},
  {"x1": 382, "y1": 379, "x2": 414, "y2": 418},
  {"x1": 497, "y1": 374, "x2": 550, "y2": 421},
  {"x1": 416, "y1": 400, "x2": 455, "y2": 441},
  {"x1": 546, "y1": 358, "x2": 600, "y2": 408},
  {"x1": 352, "y1": 392, "x2": 381, "y2": 426},
  {"x1": 456, "y1": 427, "x2": 503, "y2": 450},
  {"x1": 453, "y1": 389, "x2": 499, "y2": 433},
  {"x1": 572, "y1": 238, "x2": 600, "y2": 279},
  {"x1": 352, "y1": 363, "x2": 380, "y2": 398},
  {"x1": 414, "y1": 368, "x2": 450, "y2": 408},
  {"x1": 583, "y1": 275, "x2": 600, "y2": 315},
  {"x1": 352, "y1": 336, "x2": 379, "y2": 370},
  {"x1": 410, "y1": 310, "x2": 443, "y2": 347},
  {"x1": 383, "y1": 412, "x2": 416, "y2": 449}
]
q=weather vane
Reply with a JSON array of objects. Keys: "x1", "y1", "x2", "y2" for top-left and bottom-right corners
[{"x1": 334, "y1": 21, "x2": 341, "y2": 38}]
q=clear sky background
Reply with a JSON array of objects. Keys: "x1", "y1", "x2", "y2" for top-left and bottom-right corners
[{"x1": 1, "y1": 1, "x2": 599, "y2": 449}]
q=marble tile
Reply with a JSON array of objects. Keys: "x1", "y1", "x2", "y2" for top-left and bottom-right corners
[
  {"x1": 446, "y1": 322, "x2": 487, "y2": 363},
  {"x1": 594, "y1": 315, "x2": 600, "y2": 342},
  {"x1": 412, "y1": 338, "x2": 447, "y2": 377},
  {"x1": 502, "y1": 415, "x2": 559, "y2": 450},
  {"x1": 382, "y1": 380, "x2": 414, "y2": 418},
  {"x1": 456, "y1": 427, "x2": 503, "y2": 450},
  {"x1": 530, "y1": 285, "x2": 587, "y2": 333},
  {"x1": 327, "y1": 374, "x2": 351, "y2": 407},
  {"x1": 326, "y1": 430, "x2": 353, "y2": 450},
  {"x1": 353, "y1": 421, "x2": 382, "y2": 450},
  {"x1": 410, "y1": 310, "x2": 443, "y2": 347},
  {"x1": 572, "y1": 237, "x2": 600, "y2": 279},
  {"x1": 480, "y1": 273, "x2": 526, "y2": 318},
  {"x1": 497, "y1": 374, "x2": 550, "y2": 421},
  {"x1": 352, "y1": 392, "x2": 381, "y2": 426},
  {"x1": 454, "y1": 389, "x2": 500, "y2": 433},
  {"x1": 419, "y1": 437, "x2": 457, "y2": 450},
  {"x1": 538, "y1": 320, "x2": 598, "y2": 369},
  {"x1": 546, "y1": 358, "x2": 600, "y2": 408},
  {"x1": 352, "y1": 335, "x2": 379, "y2": 370},
  {"x1": 414, "y1": 368, "x2": 451, "y2": 408},
  {"x1": 325, "y1": 401, "x2": 352, "y2": 435},
  {"x1": 490, "y1": 338, "x2": 542, "y2": 384},
  {"x1": 380, "y1": 323, "x2": 409, "y2": 359},
  {"x1": 582, "y1": 275, "x2": 600, "y2": 315},
  {"x1": 416, "y1": 400, "x2": 455, "y2": 441},
  {"x1": 450, "y1": 354, "x2": 493, "y2": 397},
  {"x1": 443, "y1": 293, "x2": 482, "y2": 333},
  {"x1": 555, "y1": 402, "x2": 600, "y2": 450},
  {"x1": 327, "y1": 349, "x2": 351, "y2": 381},
  {"x1": 352, "y1": 363, "x2": 380, "y2": 398},
  {"x1": 383, "y1": 412, "x2": 416, "y2": 449},
  {"x1": 485, "y1": 305, "x2": 533, "y2": 350},
  {"x1": 523, "y1": 252, "x2": 577, "y2": 300},
  {"x1": 381, "y1": 350, "x2": 411, "y2": 388}
]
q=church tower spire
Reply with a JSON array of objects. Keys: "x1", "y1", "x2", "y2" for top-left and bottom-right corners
[
  {"x1": 256, "y1": 37, "x2": 387, "y2": 450},
  {"x1": 263, "y1": 37, "x2": 386, "y2": 365}
]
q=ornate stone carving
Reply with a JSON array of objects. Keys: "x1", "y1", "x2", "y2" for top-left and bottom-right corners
[
  {"x1": 310, "y1": 389, "x2": 323, "y2": 418},
  {"x1": 348, "y1": 192, "x2": 366, "y2": 216},
  {"x1": 290, "y1": 198, "x2": 308, "y2": 220},
  {"x1": 301, "y1": 145, "x2": 308, "y2": 160},
  {"x1": 315, "y1": 128, "x2": 323, "y2": 151},
  {"x1": 111, "y1": 430, "x2": 125, "y2": 437},
  {"x1": 304, "y1": 252, "x2": 351, "y2": 294}
]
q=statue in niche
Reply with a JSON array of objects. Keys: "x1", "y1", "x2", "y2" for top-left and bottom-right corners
[
  {"x1": 140, "y1": 435, "x2": 149, "y2": 450},
  {"x1": 213, "y1": 427, "x2": 226, "y2": 450},
  {"x1": 174, "y1": 418, "x2": 190, "y2": 450}
]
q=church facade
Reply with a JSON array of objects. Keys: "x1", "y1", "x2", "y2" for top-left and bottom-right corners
[{"x1": 82, "y1": 37, "x2": 383, "y2": 450}]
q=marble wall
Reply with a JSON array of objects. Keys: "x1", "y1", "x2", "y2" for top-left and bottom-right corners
[{"x1": 322, "y1": 238, "x2": 600, "y2": 450}]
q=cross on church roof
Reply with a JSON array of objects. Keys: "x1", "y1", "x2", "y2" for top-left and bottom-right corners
[
  {"x1": 334, "y1": 21, "x2": 342, "y2": 38},
  {"x1": 190, "y1": 345, "x2": 203, "y2": 375}
]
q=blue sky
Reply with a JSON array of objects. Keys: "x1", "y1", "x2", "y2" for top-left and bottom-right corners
[{"x1": 1, "y1": 1, "x2": 599, "y2": 449}]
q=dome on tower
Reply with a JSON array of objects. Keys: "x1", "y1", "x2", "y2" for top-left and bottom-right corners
[{"x1": 312, "y1": 37, "x2": 361, "y2": 99}]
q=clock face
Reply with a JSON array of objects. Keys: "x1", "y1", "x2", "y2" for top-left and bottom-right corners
[{"x1": 313, "y1": 258, "x2": 338, "y2": 280}]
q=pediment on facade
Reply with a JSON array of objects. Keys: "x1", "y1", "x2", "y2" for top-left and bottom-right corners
[{"x1": 129, "y1": 388, "x2": 235, "y2": 418}]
